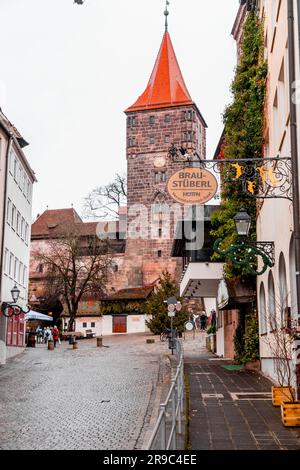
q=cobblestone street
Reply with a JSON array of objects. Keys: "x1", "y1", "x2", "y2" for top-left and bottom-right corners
[{"x1": 0, "y1": 334, "x2": 169, "y2": 450}]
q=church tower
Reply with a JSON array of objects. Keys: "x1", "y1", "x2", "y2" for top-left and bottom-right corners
[{"x1": 124, "y1": 8, "x2": 207, "y2": 288}]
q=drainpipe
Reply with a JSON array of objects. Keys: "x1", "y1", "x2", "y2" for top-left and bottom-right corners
[
  {"x1": 287, "y1": 0, "x2": 300, "y2": 401},
  {"x1": 0, "y1": 132, "x2": 12, "y2": 343}
]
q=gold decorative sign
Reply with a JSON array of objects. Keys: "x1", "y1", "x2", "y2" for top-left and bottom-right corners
[{"x1": 167, "y1": 168, "x2": 218, "y2": 205}]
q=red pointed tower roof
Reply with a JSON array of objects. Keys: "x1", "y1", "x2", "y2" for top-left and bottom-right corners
[{"x1": 126, "y1": 31, "x2": 193, "y2": 113}]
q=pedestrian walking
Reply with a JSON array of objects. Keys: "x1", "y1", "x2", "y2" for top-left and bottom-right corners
[
  {"x1": 36, "y1": 326, "x2": 43, "y2": 344},
  {"x1": 44, "y1": 327, "x2": 52, "y2": 344},
  {"x1": 192, "y1": 313, "x2": 199, "y2": 330},
  {"x1": 52, "y1": 326, "x2": 59, "y2": 347},
  {"x1": 200, "y1": 311, "x2": 207, "y2": 331}
]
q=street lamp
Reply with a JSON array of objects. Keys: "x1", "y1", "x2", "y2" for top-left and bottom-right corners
[
  {"x1": 1, "y1": 285, "x2": 30, "y2": 318},
  {"x1": 213, "y1": 209, "x2": 275, "y2": 276},
  {"x1": 234, "y1": 208, "x2": 252, "y2": 237},
  {"x1": 164, "y1": 297, "x2": 182, "y2": 355}
]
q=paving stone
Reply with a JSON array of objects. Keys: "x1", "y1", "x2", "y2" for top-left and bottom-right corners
[
  {"x1": 183, "y1": 332, "x2": 300, "y2": 451},
  {"x1": 0, "y1": 334, "x2": 168, "y2": 450}
]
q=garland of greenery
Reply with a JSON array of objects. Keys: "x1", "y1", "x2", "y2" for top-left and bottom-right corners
[
  {"x1": 211, "y1": 13, "x2": 267, "y2": 279},
  {"x1": 100, "y1": 300, "x2": 144, "y2": 316}
]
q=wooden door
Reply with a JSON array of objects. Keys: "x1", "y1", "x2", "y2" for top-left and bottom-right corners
[{"x1": 113, "y1": 316, "x2": 127, "y2": 333}]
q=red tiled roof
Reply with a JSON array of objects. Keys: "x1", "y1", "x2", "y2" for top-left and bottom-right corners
[
  {"x1": 31, "y1": 209, "x2": 83, "y2": 238},
  {"x1": 104, "y1": 286, "x2": 154, "y2": 301},
  {"x1": 31, "y1": 209, "x2": 124, "y2": 240},
  {"x1": 125, "y1": 32, "x2": 193, "y2": 113}
]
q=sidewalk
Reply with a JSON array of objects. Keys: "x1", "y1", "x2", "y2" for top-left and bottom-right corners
[{"x1": 183, "y1": 332, "x2": 300, "y2": 450}]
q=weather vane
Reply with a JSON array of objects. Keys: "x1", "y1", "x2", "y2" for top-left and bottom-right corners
[
  {"x1": 164, "y1": 1, "x2": 170, "y2": 32},
  {"x1": 74, "y1": 0, "x2": 85, "y2": 4}
]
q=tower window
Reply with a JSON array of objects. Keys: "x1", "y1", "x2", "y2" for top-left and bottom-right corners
[
  {"x1": 164, "y1": 135, "x2": 170, "y2": 144},
  {"x1": 37, "y1": 264, "x2": 44, "y2": 273},
  {"x1": 158, "y1": 250, "x2": 162, "y2": 258},
  {"x1": 158, "y1": 228, "x2": 162, "y2": 238},
  {"x1": 128, "y1": 137, "x2": 136, "y2": 147},
  {"x1": 154, "y1": 172, "x2": 166, "y2": 184},
  {"x1": 127, "y1": 116, "x2": 136, "y2": 127},
  {"x1": 185, "y1": 110, "x2": 194, "y2": 121},
  {"x1": 165, "y1": 114, "x2": 171, "y2": 123},
  {"x1": 184, "y1": 131, "x2": 194, "y2": 142},
  {"x1": 149, "y1": 116, "x2": 155, "y2": 125},
  {"x1": 150, "y1": 136, "x2": 155, "y2": 145}
]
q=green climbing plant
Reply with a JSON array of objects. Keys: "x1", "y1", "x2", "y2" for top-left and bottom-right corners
[{"x1": 211, "y1": 12, "x2": 267, "y2": 279}]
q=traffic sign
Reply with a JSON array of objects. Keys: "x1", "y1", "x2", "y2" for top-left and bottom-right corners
[
  {"x1": 176, "y1": 302, "x2": 182, "y2": 312},
  {"x1": 185, "y1": 321, "x2": 194, "y2": 331},
  {"x1": 168, "y1": 304, "x2": 175, "y2": 312},
  {"x1": 168, "y1": 311, "x2": 175, "y2": 318},
  {"x1": 166, "y1": 297, "x2": 177, "y2": 306}
]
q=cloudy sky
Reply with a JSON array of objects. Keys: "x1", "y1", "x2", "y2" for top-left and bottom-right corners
[{"x1": 0, "y1": 0, "x2": 238, "y2": 220}]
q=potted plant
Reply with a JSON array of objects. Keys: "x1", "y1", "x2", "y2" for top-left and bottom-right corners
[{"x1": 262, "y1": 299, "x2": 300, "y2": 427}]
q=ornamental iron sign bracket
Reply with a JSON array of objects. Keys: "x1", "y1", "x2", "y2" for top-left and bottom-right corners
[
  {"x1": 213, "y1": 239, "x2": 275, "y2": 277},
  {"x1": 168, "y1": 144, "x2": 292, "y2": 201}
]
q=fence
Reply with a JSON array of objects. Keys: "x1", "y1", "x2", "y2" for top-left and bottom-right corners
[{"x1": 146, "y1": 339, "x2": 185, "y2": 450}]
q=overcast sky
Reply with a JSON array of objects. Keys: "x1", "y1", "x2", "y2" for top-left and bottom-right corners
[{"x1": 0, "y1": 0, "x2": 238, "y2": 220}]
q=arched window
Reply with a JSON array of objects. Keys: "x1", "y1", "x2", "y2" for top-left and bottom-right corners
[
  {"x1": 259, "y1": 283, "x2": 267, "y2": 334},
  {"x1": 268, "y1": 271, "x2": 276, "y2": 331},
  {"x1": 289, "y1": 235, "x2": 297, "y2": 319},
  {"x1": 278, "y1": 252, "x2": 288, "y2": 326}
]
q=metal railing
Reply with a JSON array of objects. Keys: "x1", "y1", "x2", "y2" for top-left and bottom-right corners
[{"x1": 146, "y1": 339, "x2": 185, "y2": 450}]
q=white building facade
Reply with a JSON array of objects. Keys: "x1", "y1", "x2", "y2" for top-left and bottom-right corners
[
  {"x1": 256, "y1": 0, "x2": 300, "y2": 383},
  {"x1": 0, "y1": 112, "x2": 36, "y2": 364}
]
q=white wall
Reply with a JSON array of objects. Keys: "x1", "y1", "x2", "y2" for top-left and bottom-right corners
[
  {"x1": 65, "y1": 314, "x2": 150, "y2": 336},
  {"x1": 0, "y1": 143, "x2": 34, "y2": 363}
]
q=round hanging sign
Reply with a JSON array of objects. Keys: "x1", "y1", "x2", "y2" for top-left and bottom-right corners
[{"x1": 167, "y1": 167, "x2": 218, "y2": 205}]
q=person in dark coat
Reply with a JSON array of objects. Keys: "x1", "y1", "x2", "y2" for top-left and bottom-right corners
[{"x1": 200, "y1": 312, "x2": 207, "y2": 330}]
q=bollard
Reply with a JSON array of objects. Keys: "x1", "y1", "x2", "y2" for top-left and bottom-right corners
[
  {"x1": 97, "y1": 337, "x2": 103, "y2": 347},
  {"x1": 73, "y1": 342, "x2": 78, "y2": 350},
  {"x1": 48, "y1": 340, "x2": 54, "y2": 351}
]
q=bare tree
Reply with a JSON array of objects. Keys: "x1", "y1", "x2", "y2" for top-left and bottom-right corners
[
  {"x1": 34, "y1": 224, "x2": 112, "y2": 331},
  {"x1": 261, "y1": 291, "x2": 298, "y2": 402},
  {"x1": 83, "y1": 173, "x2": 127, "y2": 220}
]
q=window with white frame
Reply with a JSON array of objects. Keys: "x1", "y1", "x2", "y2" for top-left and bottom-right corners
[
  {"x1": 9, "y1": 253, "x2": 14, "y2": 277},
  {"x1": 14, "y1": 257, "x2": 18, "y2": 281},
  {"x1": 23, "y1": 265, "x2": 27, "y2": 286},
  {"x1": 18, "y1": 262, "x2": 23, "y2": 284},
  {"x1": 25, "y1": 223, "x2": 29, "y2": 244},
  {"x1": 21, "y1": 217, "x2": 25, "y2": 240},
  {"x1": 16, "y1": 211, "x2": 21, "y2": 235},
  {"x1": 11, "y1": 205, "x2": 16, "y2": 229},
  {"x1": 13, "y1": 157, "x2": 18, "y2": 181},
  {"x1": 6, "y1": 198, "x2": 11, "y2": 224},
  {"x1": 259, "y1": 283, "x2": 267, "y2": 334},
  {"x1": 9, "y1": 150, "x2": 14, "y2": 174},
  {"x1": 4, "y1": 248, "x2": 9, "y2": 274},
  {"x1": 18, "y1": 163, "x2": 22, "y2": 188}
]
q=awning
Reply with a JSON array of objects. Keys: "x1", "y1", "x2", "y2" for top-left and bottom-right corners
[{"x1": 25, "y1": 311, "x2": 53, "y2": 321}]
